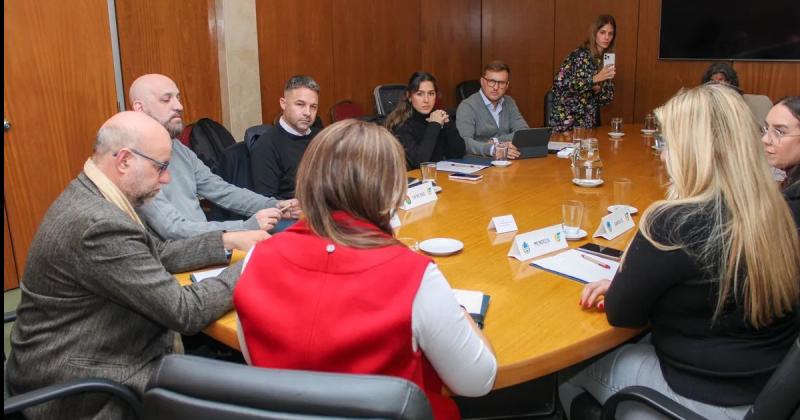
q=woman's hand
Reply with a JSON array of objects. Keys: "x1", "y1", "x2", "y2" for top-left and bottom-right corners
[
  {"x1": 580, "y1": 279, "x2": 612, "y2": 310},
  {"x1": 592, "y1": 65, "x2": 616, "y2": 84},
  {"x1": 427, "y1": 110, "x2": 448, "y2": 126}
]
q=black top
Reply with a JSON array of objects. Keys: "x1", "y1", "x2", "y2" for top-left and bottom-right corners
[
  {"x1": 392, "y1": 109, "x2": 466, "y2": 170},
  {"x1": 783, "y1": 166, "x2": 800, "y2": 229},
  {"x1": 605, "y1": 203, "x2": 799, "y2": 406},
  {"x1": 250, "y1": 124, "x2": 320, "y2": 199}
]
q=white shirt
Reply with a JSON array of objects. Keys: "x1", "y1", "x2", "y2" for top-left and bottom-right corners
[
  {"x1": 480, "y1": 89, "x2": 505, "y2": 128},
  {"x1": 279, "y1": 117, "x2": 311, "y2": 136}
]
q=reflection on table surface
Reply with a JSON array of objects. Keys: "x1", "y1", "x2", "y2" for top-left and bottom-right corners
[{"x1": 177, "y1": 124, "x2": 668, "y2": 389}]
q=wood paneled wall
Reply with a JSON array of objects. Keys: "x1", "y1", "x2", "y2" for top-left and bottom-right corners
[
  {"x1": 116, "y1": 0, "x2": 222, "y2": 123},
  {"x1": 255, "y1": 0, "x2": 481, "y2": 125}
]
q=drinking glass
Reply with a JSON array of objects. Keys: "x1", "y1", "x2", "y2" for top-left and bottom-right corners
[
  {"x1": 562, "y1": 200, "x2": 584, "y2": 236},
  {"x1": 644, "y1": 113, "x2": 657, "y2": 133},
  {"x1": 495, "y1": 143, "x2": 509, "y2": 162},
  {"x1": 420, "y1": 162, "x2": 437, "y2": 183},
  {"x1": 613, "y1": 178, "x2": 632, "y2": 207},
  {"x1": 578, "y1": 138, "x2": 600, "y2": 162},
  {"x1": 572, "y1": 126, "x2": 588, "y2": 145},
  {"x1": 611, "y1": 117, "x2": 623, "y2": 134}
]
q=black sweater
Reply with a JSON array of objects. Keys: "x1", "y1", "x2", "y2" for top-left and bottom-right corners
[
  {"x1": 605, "y1": 205, "x2": 798, "y2": 406},
  {"x1": 392, "y1": 109, "x2": 466, "y2": 170},
  {"x1": 250, "y1": 124, "x2": 320, "y2": 199}
]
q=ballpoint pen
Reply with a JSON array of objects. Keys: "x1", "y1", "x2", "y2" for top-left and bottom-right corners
[{"x1": 580, "y1": 253, "x2": 611, "y2": 269}]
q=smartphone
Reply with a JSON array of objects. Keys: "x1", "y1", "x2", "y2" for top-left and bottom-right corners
[
  {"x1": 449, "y1": 172, "x2": 483, "y2": 181},
  {"x1": 577, "y1": 243, "x2": 623, "y2": 261},
  {"x1": 603, "y1": 52, "x2": 616, "y2": 68}
]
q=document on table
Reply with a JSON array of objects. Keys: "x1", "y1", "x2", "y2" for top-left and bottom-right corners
[
  {"x1": 530, "y1": 249, "x2": 619, "y2": 283},
  {"x1": 436, "y1": 161, "x2": 489, "y2": 174},
  {"x1": 453, "y1": 288, "x2": 491, "y2": 329},
  {"x1": 189, "y1": 267, "x2": 225, "y2": 283}
]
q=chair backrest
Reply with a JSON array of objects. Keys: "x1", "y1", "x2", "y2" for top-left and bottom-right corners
[
  {"x1": 745, "y1": 337, "x2": 800, "y2": 420},
  {"x1": 330, "y1": 100, "x2": 365, "y2": 122},
  {"x1": 373, "y1": 84, "x2": 407, "y2": 116},
  {"x1": 742, "y1": 94, "x2": 773, "y2": 123},
  {"x1": 544, "y1": 89, "x2": 556, "y2": 127},
  {"x1": 142, "y1": 354, "x2": 434, "y2": 420},
  {"x1": 456, "y1": 80, "x2": 481, "y2": 103},
  {"x1": 189, "y1": 118, "x2": 236, "y2": 176}
]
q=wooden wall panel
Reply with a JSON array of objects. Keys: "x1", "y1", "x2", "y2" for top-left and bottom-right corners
[
  {"x1": 116, "y1": 0, "x2": 222, "y2": 123},
  {"x1": 331, "y1": 0, "x2": 422, "y2": 116},
  {"x1": 421, "y1": 0, "x2": 482, "y2": 110},
  {"x1": 255, "y1": 0, "x2": 334, "y2": 125},
  {"x1": 482, "y1": 0, "x2": 555, "y2": 127},
  {"x1": 553, "y1": 0, "x2": 639, "y2": 124},
  {"x1": 4, "y1": 0, "x2": 118, "y2": 274},
  {"x1": 734, "y1": 62, "x2": 800, "y2": 104}
]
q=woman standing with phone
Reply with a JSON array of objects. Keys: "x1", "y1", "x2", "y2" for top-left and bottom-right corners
[{"x1": 548, "y1": 14, "x2": 617, "y2": 133}]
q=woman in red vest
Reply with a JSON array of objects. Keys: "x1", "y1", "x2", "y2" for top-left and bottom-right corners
[{"x1": 234, "y1": 119, "x2": 497, "y2": 419}]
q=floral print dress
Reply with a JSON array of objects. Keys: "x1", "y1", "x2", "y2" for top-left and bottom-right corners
[{"x1": 548, "y1": 46, "x2": 614, "y2": 132}]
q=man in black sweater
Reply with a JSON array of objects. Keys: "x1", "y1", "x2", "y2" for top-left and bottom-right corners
[{"x1": 251, "y1": 75, "x2": 322, "y2": 199}]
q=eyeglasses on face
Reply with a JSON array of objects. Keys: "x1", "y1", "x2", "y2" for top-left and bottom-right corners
[
  {"x1": 760, "y1": 123, "x2": 800, "y2": 146},
  {"x1": 113, "y1": 148, "x2": 169, "y2": 174},
  {"x1": 482, "y1": 77, "x2": 509, "y2": 88}
]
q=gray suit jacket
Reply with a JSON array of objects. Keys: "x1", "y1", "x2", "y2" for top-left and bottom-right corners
[
  {"x1": 455, "y1": 92, "x2": 529, "y2": 156},
  {"x1": 6, "y1": 173, "x2": 241, "y2": 420}
]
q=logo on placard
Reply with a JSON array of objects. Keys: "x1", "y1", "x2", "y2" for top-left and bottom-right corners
[
  {"x1": 426, "y1": 186, "x2": 433, "y2": 194},
  {"x1": 522, "y1": 241, "x2": 531, "y2": 255},
  {"x1": 605, "y1": 221, "x2": 613, "y2": 231},
  {"x1": 624, "y1": 213, "x2": 631, "y2": 221},
  {"x1": 404, "y1": 195, "x2": 412, "y2": 205},
  {"x1": 554, "y1": 231, "x2": 562, "y2": 241}
]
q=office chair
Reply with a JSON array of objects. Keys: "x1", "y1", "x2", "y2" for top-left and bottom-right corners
[
  {"x1": 455, "y1": 80, "x2": 481, "y2": 103},
  {"x1": 373, "y1": 84, "x2": 407, "y2": 116},
  {"x1": 742, "y1": 94, "x2": 773, "y2": 123},
  {"x1": 329, "y1": 99, "x2": 365, "y2": 122},
  {"x1": 601, "y1": 337, "x2": 800, "y2": 420},
  {"x1": 544, "y1": 89, "x2": 556, "y2": 127},
  {"x1": 142, "y1": 354, "x2": 434, "y2": 420}
]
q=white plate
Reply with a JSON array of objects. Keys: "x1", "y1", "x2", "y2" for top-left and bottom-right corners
[
  {"x1": 565, "y1": 229, "x2": 588, "y2": 240},
  {"x1": 491, "y1": 160, "x2": 512, "y2": 167},
  {"x1": 608, "y1": 132, "x2": 625, "y2": 138},
  {"x1": 572, "y1": 178, "x2": 604, "y2": 187},
  {"x1": 640, "y1": 129, "x2": 657, "y2": 135},
  {"x1": 607, "y1": 205, "x2": 638, "y2": 215},
  {"x1": 419, "y1": 238, "x2": 464, "y2": 256}
]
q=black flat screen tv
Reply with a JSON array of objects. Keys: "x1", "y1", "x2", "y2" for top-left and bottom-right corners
[{"x1": 659, "y1": 0, "x2": 800, "y2": 61}]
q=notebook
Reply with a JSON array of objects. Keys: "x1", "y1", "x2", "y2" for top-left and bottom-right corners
[
  {"x1": 530, "y1": 249, "x2": 619, "y2": 284},
  {"x1": 453, "y1": 289, "x2": 491, "y2": 329}
]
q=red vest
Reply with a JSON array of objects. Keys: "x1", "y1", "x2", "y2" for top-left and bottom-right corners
[{"x1": 234, "y1": 214, "x2": 460, "y2": 419}]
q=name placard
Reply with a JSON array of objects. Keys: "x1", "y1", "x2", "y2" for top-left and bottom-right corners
[
  {"x1": 507, "y1": 224, "x2": 568, "y2": 261},
  {"x1": 487, "y1": 214, "x2": 518, "y2": 234},
  {"x1": 593, "y1": 208, "x2": 635, "y2": 240},
  {"x1": 400, "y1": 181, "x2": 438, "y2": 210}
]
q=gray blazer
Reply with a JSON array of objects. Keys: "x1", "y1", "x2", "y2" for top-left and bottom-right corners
[
  {"x1": 455, "y1": 91, "x2": 529, "y2": 156},
  {"x1": 6, "y1": 173, "x2": 241, "y2": 420}
]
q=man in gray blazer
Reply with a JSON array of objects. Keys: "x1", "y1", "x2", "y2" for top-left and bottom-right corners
[
  {"x1": 456, "y1": 60, "x2": 529, "y2": 158},
  {"x1": 5, "y1": 111, "x2": 262, "y2": 419}
]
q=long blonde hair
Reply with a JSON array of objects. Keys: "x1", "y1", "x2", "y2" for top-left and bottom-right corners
[
  {"x1": 295, "y1": 119, "x2": 407, "y2": 248},
  {"x1": 643, "y1": 84, "x2": 799, "y2": 327}
]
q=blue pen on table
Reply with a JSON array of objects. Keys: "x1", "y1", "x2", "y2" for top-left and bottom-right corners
[{"x1": 580, "y1": 253, "x2": 611, "y2": 269}]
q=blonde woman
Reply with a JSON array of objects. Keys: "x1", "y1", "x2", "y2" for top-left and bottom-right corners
[
  {"x1": 234, "y1": 120, "x2": 496, "y2": 420},
  {"x1": 561, "y1": 84, "x2": 800, "y2": 419}
]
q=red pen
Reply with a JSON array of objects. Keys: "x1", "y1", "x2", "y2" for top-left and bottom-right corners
[{"x1": 580, "y1": 253, "x2": 611, "y2": 269}]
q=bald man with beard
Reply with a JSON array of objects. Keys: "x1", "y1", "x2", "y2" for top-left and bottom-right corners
[
  {"x1": 5, "y1": 112, "x2": 259, "y2": 420},
  {"x1": 130, "y1": 74, "x2": 301, "y2": 241}
]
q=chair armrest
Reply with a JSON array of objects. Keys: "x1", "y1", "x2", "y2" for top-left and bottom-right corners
[
  {"x1": 4, "y1": 311, "x2": 17, "y2": 324},
  {"x1": 4, "y1": 378, "x2": 141, "y2": 417},
  {"x1": 601, "y1": 386, "x2": 705, "y2": 420}
]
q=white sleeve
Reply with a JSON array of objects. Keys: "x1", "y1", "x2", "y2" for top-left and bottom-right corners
[{"x1": 411, "y1": 263, "x2": 497, "y2": 396}]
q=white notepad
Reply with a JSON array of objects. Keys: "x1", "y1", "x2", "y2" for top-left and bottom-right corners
[
  {"x1": 531, "y1": 249, "x2": 620, "y2": 283},
  {"x1": 435, "y1": 161, "x2": 488, "y2": 174}
]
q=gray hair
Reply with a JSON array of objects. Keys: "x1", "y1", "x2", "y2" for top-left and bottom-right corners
[
  {"x1": 284, "y1": 75, "x2": 320, "y2": 94},
  {"x1": 93, "y1": 124, "x2": 138, "y2": 155}
]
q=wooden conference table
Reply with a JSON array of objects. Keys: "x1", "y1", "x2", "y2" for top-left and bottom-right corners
[{"x1": 176, "y1": 124, "x2": 669, "y2": 390}]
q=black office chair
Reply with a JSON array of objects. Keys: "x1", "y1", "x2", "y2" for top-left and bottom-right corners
[
  {"x1": 601, "y1": 337, "x2": 800, "y2": 420},
  {"x1": 455, "y1": 80, "x2": 481, "y2": 103},
  {"x1": 544, "y1": 89, "x2": 556, "y2": 127},
  {"x1": 142, "y1": 354, "x2": 433, "y2": 420},
  {"x1": 373, "y1": 84, "x2": 407, "y2": 116}
]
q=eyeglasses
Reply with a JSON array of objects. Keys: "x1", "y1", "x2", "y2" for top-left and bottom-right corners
[
  {"x1": 760, "y1": 124, "x2": 800, "y2": 146},
  {"x1": 482, "y1": 77, "x2": 509, "y2": 88},
  {"x1": 114, "y1": 148, "x2": 169, "y2": 174}
]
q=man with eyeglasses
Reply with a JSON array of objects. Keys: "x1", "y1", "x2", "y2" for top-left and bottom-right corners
[
  {"x1": 456, "y1": 60, "x2": 529, "y2": 159},
  {"x1": 130, "y1": 74, "x2": 301, "y2": 241},
  {"x1": 6, "y1": 111, "x2": 259, "y2": 419}
]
